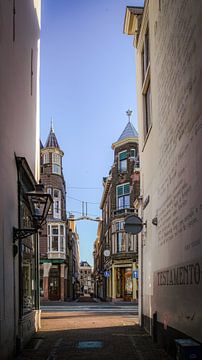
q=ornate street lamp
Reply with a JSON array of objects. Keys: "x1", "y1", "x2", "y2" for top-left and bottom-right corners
[{"x1": 13, "y1": 183, "x2": 52, "y2": 241}]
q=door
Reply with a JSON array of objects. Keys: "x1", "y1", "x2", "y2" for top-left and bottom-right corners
[{"x1": 48, "y1": 267, "x2": 60, "y2": 300}]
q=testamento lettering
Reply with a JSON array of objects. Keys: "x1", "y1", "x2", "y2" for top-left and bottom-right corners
[{"x1": 157, "y1": 263, "x2": 200, "y2": 286}]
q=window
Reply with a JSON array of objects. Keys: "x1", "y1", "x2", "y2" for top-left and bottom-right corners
[
  {"x1": 31, "y1": 49, "x2": 33, "y2": 95},
  {"x1": 47, "y1": 187, "x2": 52, "y2": 214},
  {"x1": 52, "y1": 153, "x2": 61, "y2": 165},
  {"x1": 144, "y1": 81, "x2": 151, "y2": 136},
  {"x1": 43, "y1": 153, "x2": 49, "y2": 164},
  {"x1": 142, "y1": 28, "x2": 150, "y2": 83},
  {"x1": 47, "y1": 223, "x2": 65, "y2": 253},
  {"x1": 118, "y1": 150, "x2": 127, "y2": 172},
  {"x1": 13, "y1": 0, "x2": 16, "y2": 42},
  {"x1": 116, "y1": 183, "x2": 130, "y2": 209},
  {"x1": 114, "y1": 221, "x2": 126, "y2": 253},
  {"x1": 52, "y1": 153, "x2": 61, "y2": 175},
  {"x1": 53, "y1": 189, "x2": 61, "y2": 219},
  {"x1": 142, "y1": 26, "x2": 151, "y2": 140},
  {"x1": 130, "y1": 149, "x2": 136, "y2": 159}
]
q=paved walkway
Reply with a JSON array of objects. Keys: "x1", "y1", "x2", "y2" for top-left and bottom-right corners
[{"x1": 16, "y1": 302, "x2": 173, "y2": 360}]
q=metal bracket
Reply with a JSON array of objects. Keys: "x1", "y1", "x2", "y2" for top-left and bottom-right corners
[{"x1": 13, "y1": 227, "x2": 38, "y2": 241}]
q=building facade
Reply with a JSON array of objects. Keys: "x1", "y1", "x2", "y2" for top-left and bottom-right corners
[
  {"x1": 93, "y1": 221, "x2": 105, "y2": 299},
  {"x1": 0, "y1": 1, "x2": 41, "y2": 358},
  {"x1": 100, "y1": 115, "x2": 140, "y2": 302},
  {"x1": 40, "y1": 126, "x2": 69, "y2": 301},
  {"x1": 68, "y1": 216, "x2": 80, "y2": 300},
  {"x1": 124, "y1": 0, "x2": 202, "y2": 355},
  {"x1": 80, "y1": 261, "x2": 94, "y2": 295}
]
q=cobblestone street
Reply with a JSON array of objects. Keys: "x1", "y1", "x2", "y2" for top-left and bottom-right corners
[{"x1": 16, "y1": 301, "x2": 173, "y2": 360}]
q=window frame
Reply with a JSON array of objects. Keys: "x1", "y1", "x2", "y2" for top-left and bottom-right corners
[
  {"x1": 52, "y1": 153, "x2": 61, "y2": 175},
  {"x1": 116, "y1": 183, "x2": 130, "y2": 210},
  {"x1": 118, "y1": 150, "x2": 127, "y2": 172},
  {"x1": 141, "y1": 25, "x2": 152, "y2": 142},
  {"x1": 47, "y1": 223, "x2": 65, "y2": 253},
  {"x1": 53, "y1": 189, "x2": 61, "y2": 219}
]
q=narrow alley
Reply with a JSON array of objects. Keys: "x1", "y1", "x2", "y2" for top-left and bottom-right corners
[{"x1": 17, "y1": 299, "x2": 171, "y2": 360}]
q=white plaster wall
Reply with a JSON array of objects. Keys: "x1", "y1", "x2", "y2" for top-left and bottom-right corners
[
  {"x1": 136, "y1": 0, "x2": 202, "y2": 342},
  {"x1": 0, "y1": 1, "x2": 41, "y2": 357}
]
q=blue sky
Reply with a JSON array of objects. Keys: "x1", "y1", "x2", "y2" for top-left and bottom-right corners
[{"x1": 40, "y1": 0, "x2": 143, "y2": 266}]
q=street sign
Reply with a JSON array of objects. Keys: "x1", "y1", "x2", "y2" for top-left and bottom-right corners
[
  {"x1": 124, "y1": 214, "x2": 143, "y2": 234},
  {"x1": 104, "y1": 271, "x2": 110, "y2": 278},
  {"x1": 132, "y1": 270, "x2": 138, "y2": 279},
  {"x1": 104, "y1": 249, "x2": 110, "y2": 257}
]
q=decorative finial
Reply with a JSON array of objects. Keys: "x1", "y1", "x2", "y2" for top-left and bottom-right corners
[
  {"x1": 126, "y1": 109, "x2": 133, "y2": 122},
  {"x1": 51, "y1": 117, "x2": 54, "y2": 132}
]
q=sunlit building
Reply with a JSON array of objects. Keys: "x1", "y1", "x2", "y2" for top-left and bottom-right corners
[
  {"x1": 124, "y1": 0, "x2": 202, "y2": 356},
  {"x1": 0, "y1": 1, "x2": 41, "y2": 358},
  {"x1": 40, "y1": 125, "x2": 69, "y2": 301},
  {"x1": 100, "y1": 113, "x2": 140, "y2": 302},
  {"x1": 80, "y1": 261, "x2": 94, "y2": 295}
]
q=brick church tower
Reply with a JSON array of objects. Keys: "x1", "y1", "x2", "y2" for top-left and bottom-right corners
[{"x1": 40, "y1": 124, "x2": 68, "y2": 301}]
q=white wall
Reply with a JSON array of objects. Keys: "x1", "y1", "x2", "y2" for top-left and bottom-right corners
[
  {"x1": 136, "y1": 0, "x2": 202, "y2": 342},
  {"x1": 0, "y1": 1, "x2": 41, "y2": 357}
]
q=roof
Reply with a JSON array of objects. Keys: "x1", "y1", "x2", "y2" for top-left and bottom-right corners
[
  {"x1": 118, "y1": 121, "x2": 138, "y2": 141},
  {"x1": 45, "y1": 125, "x2": 60, "y2": 149},
  {"x1": 80, "y1": 261, "x2": 91, "y2": 268}
]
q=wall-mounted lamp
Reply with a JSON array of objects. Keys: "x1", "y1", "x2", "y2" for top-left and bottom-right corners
[{"x1": 13, "y1": 183, "x2": 52, "y2": 242}]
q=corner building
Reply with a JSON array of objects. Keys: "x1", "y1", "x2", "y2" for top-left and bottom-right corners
[
  {"x1": 100, "y1": 117, "x2": 140, "y2": 302},
  {"x1": 40, "y1": 126, "x2": 68, "y2": 301}
]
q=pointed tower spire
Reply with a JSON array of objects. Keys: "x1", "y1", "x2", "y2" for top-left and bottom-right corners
[
  {"x1": 45, "y1": 121, "x2": 60, "y2": 149},
  {"x1": 111, "y1": 109, "x2": 138, "y2": 149}
]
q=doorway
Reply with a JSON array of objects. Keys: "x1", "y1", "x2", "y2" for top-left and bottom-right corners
[{"x1": 48, "y1": 266, "x2": 60, "y2": 300}]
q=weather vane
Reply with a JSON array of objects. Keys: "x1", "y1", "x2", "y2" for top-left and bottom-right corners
[{"x1": 126, "y1": 109, "x2": 132, "y2": 122}]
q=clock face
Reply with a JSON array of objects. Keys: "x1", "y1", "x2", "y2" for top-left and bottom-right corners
[{"x1": 104, "y1": 249, "x2": 110, "y2": 257}]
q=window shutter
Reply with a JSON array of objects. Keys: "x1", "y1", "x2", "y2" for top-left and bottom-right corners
[
  {"x1": 124, "y1": 183, "x2": 130, "y2": 194},
  {"x1": 119, "y1": 151, "x2": 127, "y2": 161},
  {"x1": 117, "y1": 185, "x2": 123, "y2": 196}
]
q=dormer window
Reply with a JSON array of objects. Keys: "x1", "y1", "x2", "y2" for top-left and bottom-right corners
[
  {"x1": 52, "y1": 153, "x2": 61, "y2": 175},
  {"x1": 118, "y1": 150, "x2": 127, "y2": 172}
]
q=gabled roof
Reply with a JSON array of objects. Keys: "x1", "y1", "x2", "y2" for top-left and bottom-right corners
[
  {"x1": 118, "y1": 121, "x2": 138, "y2": 141},
  {"x1": 45, "y1": 125, "x2": 60, "y2": 149}
]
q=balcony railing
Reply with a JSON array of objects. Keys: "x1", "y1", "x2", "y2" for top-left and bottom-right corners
[{"x1": 112, "y1": 208, "x2": 135, "y2": 217}]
